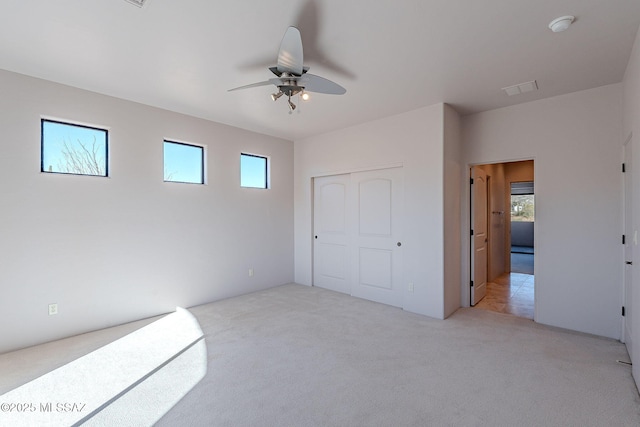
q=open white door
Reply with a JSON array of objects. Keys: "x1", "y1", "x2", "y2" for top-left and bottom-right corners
[{"x1": 471, "y1": 167, "x2": 488, "y2": 306}]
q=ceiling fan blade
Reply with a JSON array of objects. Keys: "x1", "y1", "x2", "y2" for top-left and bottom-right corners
[
  {"x1": 228, "y1": 80, "x2": 274, "y2": 92},
  {"x1": 269, "y1": 66, "x2": 282, "y2": 77},
  {"x1": 299, "y1": 74, "x2": 346, "y2": 95},
  {"x1": 277, "y1": 26, "x2": 304, "y2": 76}
]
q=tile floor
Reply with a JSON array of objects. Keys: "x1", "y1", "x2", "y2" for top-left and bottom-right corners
[{"x1": 474, "y1": 272, "x2": 534, "y2": 319}]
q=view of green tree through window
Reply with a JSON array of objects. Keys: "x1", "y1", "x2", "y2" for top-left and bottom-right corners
[
  {"x1": 41, "y1": 119, "x2": 108, "y2": 176},
  {"x1": 511, "y1": 194, "x2": 534, "y2": 222},
  {"x1": 164, "y1": 140, "x2": 204, "y2": 184}
]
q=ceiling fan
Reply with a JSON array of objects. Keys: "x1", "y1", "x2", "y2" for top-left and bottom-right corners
[{"x1": 229, "y1": 26, "x2": 346, "y2": 113}]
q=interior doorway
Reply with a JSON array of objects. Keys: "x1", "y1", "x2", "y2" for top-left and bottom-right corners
[{"x1": 470, "y1": 160, "x2": 535, "y2": 319}]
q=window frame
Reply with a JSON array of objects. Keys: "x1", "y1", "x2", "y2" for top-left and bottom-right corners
[
  {"x1": 240, "y1": 152, "x2": 269, "y2": 189},
  {"x1": 163, "y1": 139, "x2": 206, "y2": 185},
  {"x1": 40, "y1": 118, "x2": 109, "y2": 177}
]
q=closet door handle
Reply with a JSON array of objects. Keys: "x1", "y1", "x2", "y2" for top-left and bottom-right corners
[{"x1": 397, "y1": 242, "x2": 402, "y2": 247}]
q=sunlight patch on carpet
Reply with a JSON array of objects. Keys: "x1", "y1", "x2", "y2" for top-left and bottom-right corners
[{"x1": 0, "y1": 307, "x2": 207, "y2": 426}]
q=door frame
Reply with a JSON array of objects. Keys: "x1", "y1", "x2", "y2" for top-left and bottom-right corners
[
  {"x1": 622, "y1": 133, "x2": 633, "y2": 346},
  {"x1": 464, "y1": 158, "x2": 537, "y2": 320}
]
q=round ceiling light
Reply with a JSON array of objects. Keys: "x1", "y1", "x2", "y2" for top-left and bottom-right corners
[{"x1": 549, "y1": 16, "x2": 575, "y2": 33}]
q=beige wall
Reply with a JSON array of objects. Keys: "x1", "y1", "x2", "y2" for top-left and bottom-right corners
[
  {"x1": 505, "y1": 160, "x2": 534, "y2": 184},
  {"x1": 0, "y1": 70, "x2": 294, "y2": 353},
  {"x1": 443, "y1": 104, "x2": 462, "y2": 317}
]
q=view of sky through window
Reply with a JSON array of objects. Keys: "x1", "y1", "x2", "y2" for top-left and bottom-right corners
[
  {"x1": 241, "y1": 153, "x2": 268, "y2": 188},
  {"x1": 41, "y1": 124, "x2": 270, "y2": 189},
  {"x1": 41, "y1": 120, "x2": 108, "y2": 176},
  {"x1": 164, "y1": 141, "x2": 204, "y2": 184}
]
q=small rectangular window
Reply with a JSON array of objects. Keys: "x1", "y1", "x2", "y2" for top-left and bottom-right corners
[
  {"x1": 41, "y1": 119, "x2": 108, "y2": 176},
  {"x1": 164, "y1": 140, "x2": 205, "y2": 184},
  {"x1": 241, "y1": 153, "x2": 268, "y2": 189},
  {"x1": 510, "y1": 182, "x2": 534, "y2": 222}
]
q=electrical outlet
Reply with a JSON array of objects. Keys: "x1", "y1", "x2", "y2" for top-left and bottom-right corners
[
  {"x1": 48, "y1": 303, "x2": 58, "y2": 316},
  {"x1": 249, "y1": 268, "x2": 254, "y2": 277},
  {"x1": 408, "y1": 283, "x2": 414, "y2": 292}
]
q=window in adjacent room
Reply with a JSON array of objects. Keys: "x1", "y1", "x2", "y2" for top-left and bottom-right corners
[
  {"x1": 510, "y1": 182, "x2": 534, "y2": 222},
  {"x1": 164, "y1": 140, "x2": 205, "y2": 184},
  {"x1": 41, "y1": 119, "x2": 108, "y2": 176},
  {"x1": 240, "y1": 153, "x2": 269, "y2": 189}
]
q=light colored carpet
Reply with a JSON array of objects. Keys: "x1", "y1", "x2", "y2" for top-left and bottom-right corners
[
  {"x1": 0, "y1": 315, "x2": 161, "y2": 396},
  {"x1": 1, "y1": 284, "x2": 639, "y2": 426},
  {"x1": 158, "y1": 284, "x2": 639, "y2": 426},
  {"x1": 0, "y1": 308, "x2": 206, "y2": 426}
]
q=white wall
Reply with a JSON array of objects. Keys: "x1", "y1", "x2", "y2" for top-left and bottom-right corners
[
  {"x1": 0, "y1": 69, "x2": 294, "y2": 353},
  {"x1": 443, "y1": 104, "x2": 462, "y2": 317},
  {"x1": 622, "y1": 25, "x2": 640, "y2": 387},
  {"x1": 462, "y1": 84, "x2": 623, "y2": 339},
  {"x1": 294, "y1": 104, "x2": 452, "y2": 318}
]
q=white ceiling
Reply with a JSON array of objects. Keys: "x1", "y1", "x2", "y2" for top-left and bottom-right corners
[{"x1": 1, "y1": 0, "x2": 639, "y2": 141}]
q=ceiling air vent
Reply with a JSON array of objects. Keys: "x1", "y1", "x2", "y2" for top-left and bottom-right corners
[
  {"x1": 124, "y1": 0, "x2": 149, "y2": 7},
  {"x1": 502, "y1": 80, "x2": 538, "y2": 96}
]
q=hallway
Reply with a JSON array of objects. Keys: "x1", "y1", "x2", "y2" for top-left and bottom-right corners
[{"x1": 474, "y1": 273, "x2": 534, "y2": 319}]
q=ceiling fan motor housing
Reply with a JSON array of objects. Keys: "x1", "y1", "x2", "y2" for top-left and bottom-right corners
[{"x1": 279, "y1": 82, "x2": 304, "y2": 97}]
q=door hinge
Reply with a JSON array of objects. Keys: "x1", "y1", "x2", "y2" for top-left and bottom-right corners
[
  {"x1": 623, "y1": 235, "x2": 626, "y2": 245},
  {"x1": 471, "y1": 229, "x2": 474, "y2": 236},
  {"x1": 622, "y1": 163, "x2": 626, "y2": 173},
  {"x1": 622, "y1": 306, "x2": 626, "y2": 317},
  {"x1": 470, "y1": 178, "x2": 474, "y2": 185},
  {"x1": 470, "y1": 280, "x2": 474, "y2": 287}
]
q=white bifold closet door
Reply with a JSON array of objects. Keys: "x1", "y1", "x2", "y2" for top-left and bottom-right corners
[
  {"x1": 313, "y1": 173, "x2": 351, "y2": 295},
  {"x1": 313, "y1": 167, "x2": 403, "y2": 307}
]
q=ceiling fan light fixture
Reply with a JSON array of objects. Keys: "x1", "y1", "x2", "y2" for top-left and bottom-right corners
[
  {"x1": 548, "y1": 15, "x2": 575, "y2": 33},
  {"x1": 228, "y1": 26, "x2": 346, "y2": 112}
]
